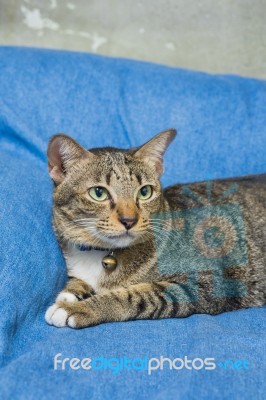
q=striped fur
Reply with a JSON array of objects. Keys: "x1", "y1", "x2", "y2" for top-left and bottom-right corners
[{"x1": 45, "y1": 131, "x2": 266, "y2": 328}]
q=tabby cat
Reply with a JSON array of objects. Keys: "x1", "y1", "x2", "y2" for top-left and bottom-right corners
[{"x1": 45, "y1": 130, "x2": 266, "y2": 328}]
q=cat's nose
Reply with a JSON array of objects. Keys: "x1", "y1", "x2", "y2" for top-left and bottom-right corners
[{"x1": 119, "y1": 216, "x2": 138, "y2": 230}]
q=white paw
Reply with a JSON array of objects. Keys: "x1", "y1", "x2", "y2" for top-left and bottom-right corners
[
  {"x1": 67, "y1": 316, "x2": 77, "y2": 328},
  {"x1": 56, "y1": 292, "x2": 78, "y2": 303},
  {"x1": 45, "y1": 304, "x2": 68, "y2": 327}
]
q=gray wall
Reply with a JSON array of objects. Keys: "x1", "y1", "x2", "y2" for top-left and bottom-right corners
[{"x1": 0, "y1": 0, "x2": 265, "y2": 78}]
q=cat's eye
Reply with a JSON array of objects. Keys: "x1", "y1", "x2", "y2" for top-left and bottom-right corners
[
  {"x1": 137, "y1": 185, "x2": 153, "y2": 200},
  {"x1": 89, "y1": 187, "x2": 109, "y2": 202}
]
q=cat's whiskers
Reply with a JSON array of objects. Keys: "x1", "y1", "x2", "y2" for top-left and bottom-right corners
[
  {"x1": 64, "y1": 215, "x2": 178, "y2": 249},
  {"x1": 60, "y1": 218, "x2": 114, "y2": 248},
  {"x1": 148, "y1": 221, "x2": 178, "y2": 242},
  {"x1": 85, "y1": 226, "x2": 118, "y2": 250},
  {"x1": 149, "y1": 219, "x2": 178, "y2": 236},
  {"x1": 146, "y1": 226, "x2": 177, "y2": 248}
]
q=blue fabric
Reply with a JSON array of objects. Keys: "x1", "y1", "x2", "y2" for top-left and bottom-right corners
[{"x1": 0, "y1": 46, "x2": 265, "y2": 399}]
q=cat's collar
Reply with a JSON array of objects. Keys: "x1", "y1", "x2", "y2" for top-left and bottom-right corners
[
  {"x1": 77, "y1": 244, "x2": 118, "y2": 271},
  {"x1": 78, "y1": 244, "x2": 110, "y2": 252}
]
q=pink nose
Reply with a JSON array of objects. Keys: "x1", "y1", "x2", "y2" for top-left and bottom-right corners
[{"x1": 119, "y1": 216, "x2": 138, "y2": 230}]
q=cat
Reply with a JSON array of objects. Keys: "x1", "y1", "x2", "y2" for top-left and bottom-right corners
[{"x1": 45, "y1": 129, "x2": 266, "y2": 328}]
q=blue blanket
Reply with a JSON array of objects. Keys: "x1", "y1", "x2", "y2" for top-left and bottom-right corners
[{"x1": 0, "y1": 46, "x2": 265, "y2": 399}]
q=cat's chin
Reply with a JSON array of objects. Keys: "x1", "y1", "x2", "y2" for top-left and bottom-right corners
[
  {"x1": 100, "y1": 229, "x2": 152, "y2": 249},
  {"x1": 101, "y1": 233, "x2": 136, "y2": 249}
]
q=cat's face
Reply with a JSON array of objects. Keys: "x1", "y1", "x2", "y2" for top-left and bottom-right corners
[{"x1": 47, "y1": 130, "x2": 176, "y2": 249}]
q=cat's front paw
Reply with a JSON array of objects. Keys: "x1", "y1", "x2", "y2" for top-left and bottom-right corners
[
  {"x1": 45, "y1": 304, "x2": 69, "y2": 327},
  {"x1": 56, "y1": 292, "x2": 79, "y2": 303},
  {"x1": 45, "y1": 301, "x2": 98, "y2": 329}
]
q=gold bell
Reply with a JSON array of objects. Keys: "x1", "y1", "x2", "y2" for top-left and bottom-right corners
[{"x1": 102, "y1": 252, "x2": 117, "y2": 271}]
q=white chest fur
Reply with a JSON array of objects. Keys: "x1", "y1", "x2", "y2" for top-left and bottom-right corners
[{"x1": 65, "y1": 246, "x2": 109, "y2": 292}]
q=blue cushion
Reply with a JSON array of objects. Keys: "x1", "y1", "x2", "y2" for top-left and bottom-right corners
[{"x1": 0, "y1": 46, "x2": 265, "y2": 399}]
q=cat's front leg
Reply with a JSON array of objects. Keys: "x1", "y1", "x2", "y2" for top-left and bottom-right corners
[
  {"x1": 55, "y1": 277, "x2": 96, "y2": 303},
  {"x1": 45, "y1": 278, "x2": 96, "y2": 327},
  {"x1": 45, "y1": 281, "x2": 195, "y2": 328}
]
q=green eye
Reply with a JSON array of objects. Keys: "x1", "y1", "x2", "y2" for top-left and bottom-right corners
[
  {"x1": 89, "y1": 187, "x2": 109, "y2": 201},
  {"x1": 137, "y1": 185, "x2": 153, "y2": 200}
]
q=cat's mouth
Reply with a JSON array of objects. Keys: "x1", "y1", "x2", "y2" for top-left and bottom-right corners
[
  {"x1": 97, "y1": 230, "x2": 140, "y2": 248},
  {"x1": 107, "y1": 232, "x2": 133, "y2": 239}
]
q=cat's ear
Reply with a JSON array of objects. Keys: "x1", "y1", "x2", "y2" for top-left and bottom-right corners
[
  {"x1": 133, "y1": 129, "x2": 177, "y2": 176},
  {"x1": 47, "y1": 134, "x2": 94, "y2": 185}
]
